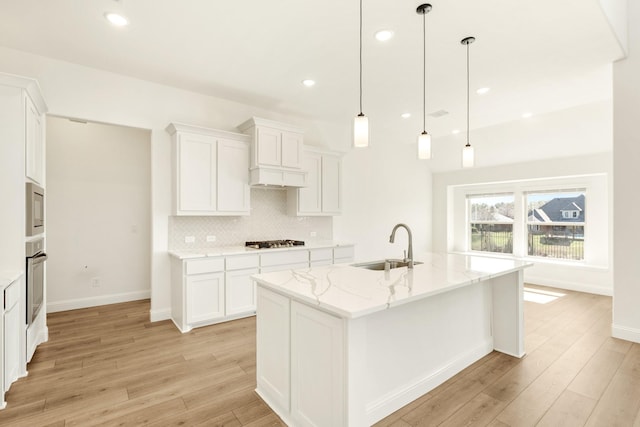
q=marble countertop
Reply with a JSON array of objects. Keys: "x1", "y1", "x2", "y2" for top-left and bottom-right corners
[
  {"x1": 168, "y1": 241, "x2": 354, "y2": 259},
  {"x1": 252, "y1": 252, "x2": 533, "y2": 319},
  {"x1": 0, "y1": 270, "x2": 23, "y2": 291}
]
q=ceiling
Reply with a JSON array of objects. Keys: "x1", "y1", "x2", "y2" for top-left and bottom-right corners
[{"x1": 0, "y1": 0, "x2": 624, "y2": 160}]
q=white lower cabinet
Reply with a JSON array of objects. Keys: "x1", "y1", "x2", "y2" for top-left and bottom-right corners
[
  {"x1": 225, "y1": 254, "x2": 260, "y2": 316},
  {"x1": 3, "y1": 279, "x2": 21, "y2": 394},
  {"x1": 186, "y1": 272, "x2": 225, "y2": 324},
  {"x1": 171, "y1": 245, "x2": 354, "y2": 333}
]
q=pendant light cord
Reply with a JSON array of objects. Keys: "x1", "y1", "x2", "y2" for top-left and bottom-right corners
[
  {"x1": 359, "y1": 0, "x2": 363, "y2": 115},
  {"x1": 422, "y1": 10, "x2": 426, "y2": 133},
  {"x1": 466, "y1": 41, "x2": 470, "y2": 147}
]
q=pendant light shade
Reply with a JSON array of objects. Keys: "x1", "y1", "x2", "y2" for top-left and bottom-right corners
[
  {"x1": 461, "y1": 36, "x2": 475, "y2": 168},
  {"x1": 416, "y1": 3, "x2": 432, "y2": 160},
  {"x1": 354, "y1": 113, "x2": 369, "y2": 148},
  {"x1": 462, "y1": 143, "x2": 474, "y2": 168},
  {"x1": 353, "y1": 0, "x2": 369, "y2": 148},
  {"x1": 418, "y1": 131, "x2": 432, "y2": 159}
]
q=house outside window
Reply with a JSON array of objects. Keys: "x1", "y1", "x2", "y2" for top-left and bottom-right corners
[
  {"x1": 526, "y1": 191, "x2": 585, "y2": 260},
  {"x1": 468, "y1": 194, "x2": 514, "y2": 254}
]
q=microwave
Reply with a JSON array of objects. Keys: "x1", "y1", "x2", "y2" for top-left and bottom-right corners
[{"x1": 26, "y1": 182, "x2": 44, "y2": 236}]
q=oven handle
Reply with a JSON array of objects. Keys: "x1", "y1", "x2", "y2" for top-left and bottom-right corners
[{"x1": 29, "y1": 252, "x2": 48, "y2": 265}]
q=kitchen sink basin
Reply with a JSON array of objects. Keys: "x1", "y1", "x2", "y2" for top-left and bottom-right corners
[{"x1": 352, "y1": 259, "x2": 423, "y2": 270}]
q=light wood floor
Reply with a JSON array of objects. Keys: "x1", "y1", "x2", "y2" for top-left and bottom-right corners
[{"x1": 0, "y1": 285, "x2": 638, "y2": 426}]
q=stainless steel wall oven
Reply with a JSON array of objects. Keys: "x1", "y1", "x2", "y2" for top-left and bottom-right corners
[{"x1": 26, "y1": 238, "x2": 47, "y2": 325}]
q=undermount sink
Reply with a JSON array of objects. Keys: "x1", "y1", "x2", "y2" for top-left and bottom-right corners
[{"x1": 352, "y1": 259, "x2": 423, "y2": 271}]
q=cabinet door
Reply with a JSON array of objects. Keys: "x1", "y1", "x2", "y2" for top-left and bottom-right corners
[
  {"x1": 186, "y1": 272, "x2": 225, "y2": 324},
  {"x1": 25, "y1": 95, "x2": 43, "y2": 184},
  {"x1": 4, "y1": 281, "x2": 20, "y2": 390},
  {"x1": 281, "y1": 131, "x2": 303, "y2": 169},
  {"x1": 256, "y1": 127, "x2": 281, "y2": 166},
  {"x1": 321, "y1": 155, "x2": 342, "y2": 214},
  {"x1": 297, "y1": 152, "x2": 322, "y2": 214},
  {"x1": 217, "y1": 139, "x2": 250, "y2": 214},
  {"x1": 256, "y1": 287, "x2": 291, "y2": 414},
  {"x1": 177, "y1": 133, "x2": 217, "y2": 213},
  {"x1": 225, "y1": 267, "x2": 258, "y2": 315},
  {"x1": 291, "y1": 301, "x2": 344, "y2": 426}
]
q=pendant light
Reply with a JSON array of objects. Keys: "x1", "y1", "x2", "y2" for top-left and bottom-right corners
[
  {"x1": 416, "y1": 4, "x2": 432, "y2": 159},
  {"x1": 353, "y1": 0, "x2": 369, "y2": 148},
  {"x1": 461, "y1": 36, "x2": 475, "y2": 168}
]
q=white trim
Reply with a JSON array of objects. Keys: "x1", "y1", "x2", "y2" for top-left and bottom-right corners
[
  {"x1": 524, "y1": 275, "x2": 612, "y2": 296},
  {"x1": 366, "y1": 339, "x2": 493, "y2": 426},
  {"x1": 612, "y1": 324, "x2": 640, "y2": 343},
  {"x1": 47, "y1": 290, "x2": 150, "y2": 313},
  {"x1": 151, "y1": 307, "x2": 172, "y2": 322}
]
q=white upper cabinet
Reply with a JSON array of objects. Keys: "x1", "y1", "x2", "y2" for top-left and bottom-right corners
[
  {"x1": 167, "y1": 123, "x2": 250, "y2": 216},
  {"x1": 237, "y1": 117, "x2": 307, "y2": 187},
  {"x1": 288, "y1": 148, "x2": 342, "y2": 216},
  {"x1": 25, "y1": 93, "x2": 44, "y2": 185},
  {"x1": 217, "y1": 139, "x2": 250, "y2": 213}
]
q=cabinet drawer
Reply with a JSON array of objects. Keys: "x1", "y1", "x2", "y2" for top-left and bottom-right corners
[
  {"x1": 4, "y1": 280, "x2": 20, "y2": 311},
  {"x1": 226, "y1": 254, "x2": 259, "y2": 271},
  {"x1": 261, "y1": 250, "x2": 309, "y2": 268},
  {"x1": 333, "y1": 246, "x2": 354, "y2": 262},
  {"x1": 185, "y1": 257, "x2": 225, "y2": 275},
  {"x1": 261, "y1": 262, "x2": 309, "y2": 274},
  {"x1": 310, "y1": 248, "x2": 333, "y2": 262}
]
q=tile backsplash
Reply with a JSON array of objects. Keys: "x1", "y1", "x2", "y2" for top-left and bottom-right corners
[{"x1": 169, "y1": 187, "x2": 333, "y2": 250}]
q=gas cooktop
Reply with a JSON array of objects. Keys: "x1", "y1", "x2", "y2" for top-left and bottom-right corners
[{"x1": 245, "y1": 240, "x2": 305, "y2": 249}]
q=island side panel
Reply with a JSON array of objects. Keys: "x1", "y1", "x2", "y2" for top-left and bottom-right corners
[
  {"x1": 491, "y1": 270, "x2": 525, "y2": 357},
  {"x1": 256, "y1": 286, "x2": 291, "y2": 422},
  {"x1": 290, "y1": 301, "x2": 345, "y2": 427},
  {"x1": 361, "y1": 281, "x2": 494, "y2": 425}
]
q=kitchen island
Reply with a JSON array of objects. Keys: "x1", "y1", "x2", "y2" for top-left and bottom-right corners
[{"x1": 252, "y1": 252, "x2": 532, "y2": 427}]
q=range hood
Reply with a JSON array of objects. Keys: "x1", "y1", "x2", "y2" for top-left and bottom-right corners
[{"x1": 237, "y1": 117, "x2": 308, "y2": 188}]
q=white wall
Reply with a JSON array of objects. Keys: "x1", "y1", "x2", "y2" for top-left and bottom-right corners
[
  {"x1": 612, "y1": 0, "x2": 640, "y2": 343},
  {"x1": 334, "y1": 143, "x2": 432, "y2": 262},
  {"x1": 433, "y1": 153, "x2": 613, "y2": 295},
  {"x1": 0, "y1": 46, "x2": 434, "y2": 320},
  {"x1": 45, "y1": 117, "x2": 151, "y2": 312}
]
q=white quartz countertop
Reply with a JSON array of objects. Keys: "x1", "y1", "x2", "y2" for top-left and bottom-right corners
[
  {"x1": 0, "y1": 270, "x2": 23, "y2": 291},
  {"x1": 168, "y1": 241, "x2": 354, "y2": 259},
  {"x1": 252, "y1": 253, "x2": 533, "y2": 319}
]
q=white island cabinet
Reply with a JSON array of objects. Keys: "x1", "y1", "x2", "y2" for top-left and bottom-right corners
[{"x1": 253, "y1": 253, "x2": 531, "y2": 426}]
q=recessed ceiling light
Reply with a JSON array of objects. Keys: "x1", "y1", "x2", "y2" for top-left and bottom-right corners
[
  {"x1": 476, "y1": 87, "x2": 490, "y2": 95},
  {"x1": 301, "y1": 79, "x2": 316, "y2": 87},
  {"x1": 522, "y1": 112, "x2": 533, "y2": 118},
  {"x1": 401, "y1": 113, "x2": 411, "y2": 119},
  {"x1": 104, "y1": 12, "x2": 128, "y2": 26},
  {"x1": 375, "y1": 30, "x2": 394, "y2": 42},
  {"x1": 452, "y1": 129, "x2": 461, "y2": 134}
]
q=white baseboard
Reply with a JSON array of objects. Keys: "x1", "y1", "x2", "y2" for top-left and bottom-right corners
[
  {"x1": 366, "y1": 339, "x2": 494, "y2": 425},
  {"x1": 47, "y1": 290, "x2": 150, "y2": 313},
  {"x1": 612, "y1": 323, "x2": 640, "y2": 344},
  {"x1": 150, "y1": 308, "x2": 172, "y2": 322},
  {"x1": 524, "y1": 276, "x2": 612, "y2": 296}
]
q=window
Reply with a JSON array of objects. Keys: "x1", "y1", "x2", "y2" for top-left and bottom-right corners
[
  {"x1": 526, "y1": 190, "x2": 585, "y2": 260},
  {"x1": 468, "y1": 194, "x2": 514, "y2": 254}
]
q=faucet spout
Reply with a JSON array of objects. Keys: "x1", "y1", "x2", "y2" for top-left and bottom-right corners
[{"x1": 389, "y1": 223, "x2": 414, "y2": 268}]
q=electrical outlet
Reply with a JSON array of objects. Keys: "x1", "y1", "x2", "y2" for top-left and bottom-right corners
[
  {"x1": 185, "y1": 236, "x2": 196, "y2": 243},
  {"x1": 310, "y1": 231, "x2": 317, "y2": 237},
  {"x1": 206, "y1": 235, "x2": 216, "y2": 242},
  {"x1": 91, "y1": 277, "x2": 101, "y2": 288}
]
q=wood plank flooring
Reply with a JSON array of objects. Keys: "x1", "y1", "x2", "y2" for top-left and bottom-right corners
[{"x1": 0, "y1": 285, "x2": 638, "y2": 426}]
